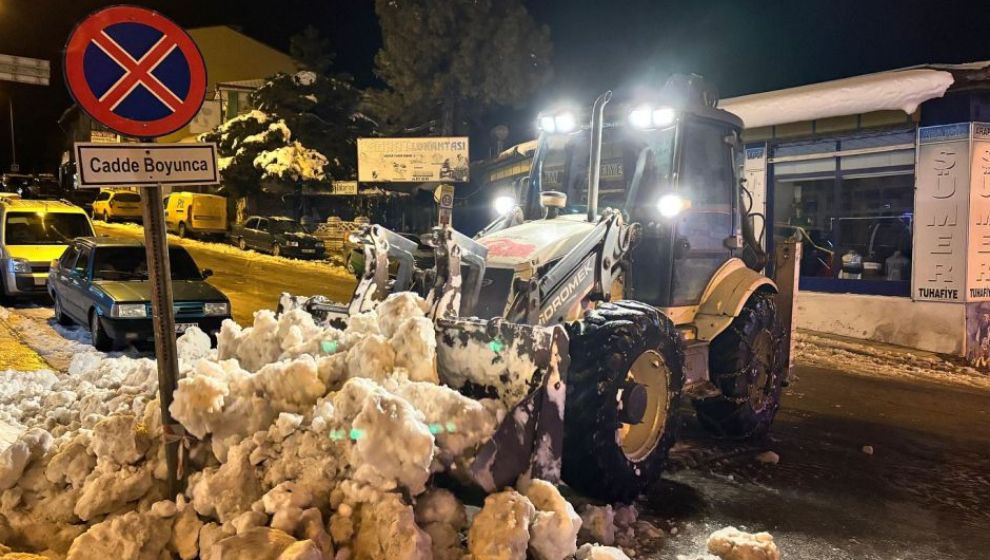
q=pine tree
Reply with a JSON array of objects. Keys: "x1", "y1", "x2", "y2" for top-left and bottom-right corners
[{"x1": 367, "y1": 0, "x2": 553, "y2": 135}]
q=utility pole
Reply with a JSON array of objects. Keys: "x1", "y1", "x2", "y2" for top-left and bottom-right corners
[{"x1": 9, "y1": 98, "x2": 17, "y2": 171}]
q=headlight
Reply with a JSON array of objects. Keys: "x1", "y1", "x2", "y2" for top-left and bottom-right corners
[
  {"x1": 629, "y1": 105, "x2": 652, "y2": 129},
  {"x1": 285, "y1": 241, "x2": 299, "y2": 247},
  {"x1": 538, "y1": 111, "x2": 577, "y2": 134},
  {"x1": 553, "y1": 111, "x2": 576, "y2": 134},
  {"x1": 652, "y1": 107, "x2": 676, "y2": 127},
  {"x1": 8, "y1": 258, "x2": 31, "y2": 274},
  {"x1": 493, "y1": 195, "x2": 516, "y2": 216},
  {"x1": 538, "y1": 115, "x2": 556, "y2": 133},
  {"x1": 204, "y1": 302, "x2": 230, "y2": 316},
  {"x1": 629, "y1": 105, "x2": 676, "y2": 129},
  {"x1": 112, "y1": 303, "x2": 147, "y2": 318},
  {"x1": 657, "y1": 194, "x2": 689, "y2": 218}
]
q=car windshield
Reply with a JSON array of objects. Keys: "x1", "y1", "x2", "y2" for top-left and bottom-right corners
[
  {"x1": 91, "y1": 246, "x2": 204, "y2": 281},
  {"x1": 113, "y1": 192, "x2": 141, "y2": 202},
  {"x1": 536, "y1": 125, "x2": 676, "y2": 214},
  {"x1": 3, "y1": 212, "x2": 94, "y2": 245},
  {"x1": 271, "y1": 220, "x2": 303, "y2": 234}
]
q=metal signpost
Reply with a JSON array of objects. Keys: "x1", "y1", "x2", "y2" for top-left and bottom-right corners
[{"x1": 64, "y1": 5, "x2": 209, "y2": 497}]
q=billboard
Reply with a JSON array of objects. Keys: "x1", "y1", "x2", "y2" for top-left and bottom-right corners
[{"x1": 358, "y1": 137, "x2": 469, "y2": 182}]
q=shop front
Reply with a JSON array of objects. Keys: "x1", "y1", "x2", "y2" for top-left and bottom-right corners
[{"x1": 724, "y1": 61, "x2": 990, "y2": 359}]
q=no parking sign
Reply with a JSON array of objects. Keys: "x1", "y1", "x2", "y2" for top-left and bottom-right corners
[{"x1": 64, "y1": 5, "x2": 207, "y2": 138}]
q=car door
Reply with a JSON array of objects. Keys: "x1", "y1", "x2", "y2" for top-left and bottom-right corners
[
  {"x1": 254, "y1": 218, "x2": 269, "y2": 250},
  {"x1": 63, "y1": 245, "x2": 93, "y2": 321},
  {"x1": 92, "y1": 192, "x2": 109, "y2": 217},
  {"x1": 51, "y1": 243, "x2": 79, "y2": 305}
]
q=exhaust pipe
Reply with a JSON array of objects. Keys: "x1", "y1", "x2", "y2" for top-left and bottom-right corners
[{"x1": 586, "y1": 91, "x2": 612, "y2": 223}]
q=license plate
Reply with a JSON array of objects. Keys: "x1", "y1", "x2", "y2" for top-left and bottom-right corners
[
  {"x1": 302, "y1": 248, "x2": 316, "y2": 254},
  {"x1": 33, "y1": 277, "x2": 46, "y2": 286},
  {"x1": 175, "y1": 322, "x2": 197, "y2": 333}
]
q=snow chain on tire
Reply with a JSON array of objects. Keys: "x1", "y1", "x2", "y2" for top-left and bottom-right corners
[
  {"x1": 694, "y1": 291, "x2": 786, "y2": 439},
  {"x1": 562, "y1": 300, "x2": 684, "y2": 503}
]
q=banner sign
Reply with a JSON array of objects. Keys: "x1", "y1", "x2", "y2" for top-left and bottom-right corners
[
  {"x1": 358, "y1": 137, "x2": 469, "y2": 182},
  {"x1": 330, "y1": 180, "x2": 359, "y2": 195},
  {"x1": 914, "y1": 126, "x2": 970, "y2": 302},
  {"x1": 0, "y1": 54, "x2": 50, "y2": 85}
]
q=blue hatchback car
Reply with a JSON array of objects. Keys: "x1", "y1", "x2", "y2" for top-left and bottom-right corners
[{"x1": 48, "y1": 237, "x2": 232, "y2": 350}]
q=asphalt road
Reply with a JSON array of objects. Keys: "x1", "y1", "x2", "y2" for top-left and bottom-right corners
[
  {"x1": 94, "y1": 223, "x2": 356, "y2": 325},
  {"x1": 642, "y1": 365, "x2": 990, "y2": 559}
]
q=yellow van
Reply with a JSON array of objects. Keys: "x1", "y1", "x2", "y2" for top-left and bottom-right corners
[
  {"x1": 0, "y1": 198, "x2": 95, "y2": 298},
  {"x1": 163, "y1": 192, "x2": 228, "y2": 239}
]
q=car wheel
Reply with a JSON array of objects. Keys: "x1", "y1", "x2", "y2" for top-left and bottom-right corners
[
  {"x1": 54, "y1": 295, "x2": 73, "y2": 326},
  {"x1": 89, "y1": 310, "x2": 114, "y2": 351},
  {"x1": 178, "y1": 222, "x2": 188, "y2": 238},
  {"x1": 238, "y1": 237, "x2": 247, "y2": 251},
  {"x1": 272, "y1": 243, "x2": 281, "y2": 258}
]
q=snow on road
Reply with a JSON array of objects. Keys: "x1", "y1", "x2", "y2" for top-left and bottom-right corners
[{"x1": 795, "y1": 331, "x2": 990, "y2": 391}]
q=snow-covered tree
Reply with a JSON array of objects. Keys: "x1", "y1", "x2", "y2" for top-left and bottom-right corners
[{"x1": 202, "y1": 70, "x2": 373, "y2": 198}]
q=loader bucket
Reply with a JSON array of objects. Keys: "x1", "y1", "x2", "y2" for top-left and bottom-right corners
[{"x1": 434, "y1": 317, "x2": 570, "y2": 491}]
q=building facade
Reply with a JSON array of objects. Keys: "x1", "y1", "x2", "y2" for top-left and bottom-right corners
[{"x1": 722, "y1": 61, "x2": 990, "y2": 360}]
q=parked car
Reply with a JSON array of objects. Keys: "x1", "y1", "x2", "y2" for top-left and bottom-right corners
[
  {"x1": 229, "y1": 216, "x2": 326, "y2": 259},
  {"x1": 48, "y1": 237, "x2": 232, "y2": 350},
  {"x1": 1, "y1": 198, "x2": 94, "y2": 299},
  {"x1": 92, "y1": 190, "x2": 143, "y2": 222},
  {"x1": 164, "y1": 192, "x2": 228, "y2": 239}
]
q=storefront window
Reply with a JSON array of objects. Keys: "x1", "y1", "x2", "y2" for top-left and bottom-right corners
[{"x1": 771, "y1": 132, "x2": 915, "y2": 296}]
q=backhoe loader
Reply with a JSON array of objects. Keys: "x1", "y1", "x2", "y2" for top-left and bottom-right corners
[{"x1": 281, "y1": 74, "x2": 800, "y2": 502}]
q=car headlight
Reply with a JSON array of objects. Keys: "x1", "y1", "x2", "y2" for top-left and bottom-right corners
[
  {"x1": 657, "y1": 194, "x2": 689, "y2": 218},
  {"x1": 285, "y1": 240, "x2": 299, "y2": 247},
  {"x1": 204, "y1": 302, "x2": 230, "y2": 316},
  {"x1": 112, "y1": 303, "x2": 147, "y2": 318},
  {"x1": 7, "y1": 258, "x2": 31, "y2": 274},
  {"x1": 493, "y1": 195, "x2": 516, "y2": 216}
]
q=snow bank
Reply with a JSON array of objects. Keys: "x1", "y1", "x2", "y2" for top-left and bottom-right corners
[
  {"x1": 0, "y1": 293, "x2": 565, "y2": 559},
  {"x1": 706, "y1": 526, "x2": 780, "y2": 560},
  {"x1": 720, "y1": 68, "x2": 953, "y2": 128}
]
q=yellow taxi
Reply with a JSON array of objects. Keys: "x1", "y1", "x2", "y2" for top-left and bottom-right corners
[
  {"x1": 0, "y1": 198, "x2": 95, "y2": 298},
  {"x1": 92, "y1": 189, "x2": 143, "y2": 222}
]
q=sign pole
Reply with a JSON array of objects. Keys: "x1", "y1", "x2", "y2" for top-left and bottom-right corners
[{"x1": 140, "y1": 179, "x2": 184, "y2": 497}]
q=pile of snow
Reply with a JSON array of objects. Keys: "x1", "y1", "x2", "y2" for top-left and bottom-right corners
[
  {"x1": 706, "y1": 526, "x2": 780, "y2": 560},
  {"x1": 0, "y1": 292, "x2": 612, "y2": 559},
  {"x1": 720, "y1": 68, "x2": 953, "y2": 128}
]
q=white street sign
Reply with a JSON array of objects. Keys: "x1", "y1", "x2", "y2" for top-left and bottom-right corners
[
  {"x1": 74, "y1": 142, "x2": 219, "y2": 188},
  {"x1": 0, "y1": 54, "x2": 50, "y2": 86}
]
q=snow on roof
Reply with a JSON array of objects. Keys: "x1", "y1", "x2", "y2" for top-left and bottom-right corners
[
  {"x1": 496, "y1": 139, "x2": 538, "y2": 161},
  {"x1": 719, "y1": 67, "x2": 956, "y2": 129}
]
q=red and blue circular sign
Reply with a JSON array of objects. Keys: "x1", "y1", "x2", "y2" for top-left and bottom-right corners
[{"x1": 64, "y1": 5, "x2": 207, "y2": 139}]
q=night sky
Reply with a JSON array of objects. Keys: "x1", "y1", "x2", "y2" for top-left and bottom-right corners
[{"x1": 1, "y1": 0, "x2": 988, "y2": 173}]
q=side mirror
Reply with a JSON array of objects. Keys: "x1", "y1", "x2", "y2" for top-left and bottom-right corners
[{"x1": 202, "y1": 268, "x2": 213, "y2": 279}]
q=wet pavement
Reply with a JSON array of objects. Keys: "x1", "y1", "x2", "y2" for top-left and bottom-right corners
[{"x1": 640, "y1": 365, "x2": 990, "y2": 559}]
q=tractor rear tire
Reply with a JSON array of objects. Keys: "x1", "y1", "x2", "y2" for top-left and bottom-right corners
[
  {"x1": 695, "y1": 292, "x2": 785, "y2": 439},
  {"x1": 562, "y1": 300, "x2": 684, "y2": 503}
]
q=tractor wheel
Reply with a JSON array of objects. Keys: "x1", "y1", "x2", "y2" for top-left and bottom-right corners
[
  {"x1": 694, "y1": 292, "x2": 785, "y2": 439},
  {"x1": 562, "y1": 300, "x2": 684, "y2": 503}
]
